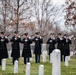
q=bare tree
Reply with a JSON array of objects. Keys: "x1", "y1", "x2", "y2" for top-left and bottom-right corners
[
  {"x1": 65, "y1": 0, "x2": 76, "y2": 54},
  {"x1": 0, "y1": 0, "x2": 66, "y2": 36},
  {"x1": 65, "y1": 0, "x2": 76, "y2": 29},
  {"x1": 0, "y1": 0, "x2": 8, "y2": 32}
]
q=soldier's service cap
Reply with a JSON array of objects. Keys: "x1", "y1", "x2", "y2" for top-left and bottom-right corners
[
  {"x1": 24, "y1": 33, "x2": 28, "y2": 36},
  {"x1": 14, "y1": 31, "x2": 18, "y2": 34},
  {"x1": 35, "y1": 32, "x2": 40, "y2": 35},
  {"x1": 1, "y1": 32, "x2": 4, "y2": 34},
  {"x1": 64, "y1": 34, "x2": 67, "y2": 36},
  {"x1": 58, "y1": 33, "x2": 61, "y2": 35}
]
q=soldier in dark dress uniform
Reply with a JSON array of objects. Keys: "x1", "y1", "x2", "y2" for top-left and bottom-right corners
[
  {"x1": 32, "y1": 32, "x2": 43, "y2": 63},
  {"x1": 63, "y1": 34, "x2": 72, "y2": 61},
  {"x1": 21, "y1": 33, "x2": 32, "y2": 64},
  {"x1": 56, "y1": 33, "x2": 64, "y2": 61},
  {"x1": 10, "y1": 31, "x2": 21, "y2": 65},
  {"x1": 0, "y1": 32, "x2": 9, "y2": 65},
  {"x1": 47, "y1": 33, "x2": 56, "y2": 60}
]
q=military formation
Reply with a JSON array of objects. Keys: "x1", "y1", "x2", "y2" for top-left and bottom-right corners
[{"x1": 0, "y1": 31, "x2": 72, "y2": 65}]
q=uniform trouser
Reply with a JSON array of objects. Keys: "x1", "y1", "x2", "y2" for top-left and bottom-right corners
[
  {"x1": 35, "y1": 54, "x2": 40, "y2": 63},
  {"x1": 0, "y1": 59, "x2": 2, "y2": 65},
  {"x1": 64, "y1": 55, "x2": 66, "y2": 61},
  {"x1": 64, "y1": 55, "x2": 69, "y2": 61},
  {"x1": 60, "y1": 50, "x2": 64, "y2": 61},
  {"x1": 61, "y1": 54, "x2": 65, "y2": 62},
  {"x1": 49, "y1": 52, "x2": 52, "y2": 61},
  {"x1": 61, "y1": 54, "x2": 63, "y2": 61},
  {"x1": 12, "y1": 57, "x2": 19, "y2": 65},
  {"x1": 49, "y1": 55, "x2": 50, "y2": 61},
  {"x1": 24, "y1": 57, "x2": 29, "y2": 64}
]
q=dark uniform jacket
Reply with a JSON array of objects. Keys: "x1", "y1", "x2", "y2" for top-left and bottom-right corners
[
  {"x1": 63, "y1": 38, "x2": 71, "y2": 56},
  {"x1": 21, "y1": 38, "x2": 32, "y2": 58},
  {"x1": 32, "y1": 37, "x2": 43, "y2": 55},
  {"x1": 0, "y1": 36, "x2": 9, "y2": 59},
  {"x1": 56, "y1": 38, "x2": 64, "y2": 55},
  {"x1": 10, "y1": 36, "x2": 21, "y2": 58},
  {"x1": 47, "y1": 38, "x2": 56, "y2": 54}
]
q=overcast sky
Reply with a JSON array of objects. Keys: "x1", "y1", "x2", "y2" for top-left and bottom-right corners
[
  {"x1": 51, "y1": 0, "x2": 66, "y2": 5},
  {"x1": 0, "y1": 0, "x2": 75, "y2": 31}
]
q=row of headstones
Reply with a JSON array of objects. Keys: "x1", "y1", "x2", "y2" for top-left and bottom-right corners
[
  {"x1": 1, "y1": 49, "x2": 71, "y2": 75},
  {"x1": 2, "y1": 59, "x2": 44, "y2": 75},
  {"x1": 8, "y1": 49, "x2": 71, "y2": 67}
]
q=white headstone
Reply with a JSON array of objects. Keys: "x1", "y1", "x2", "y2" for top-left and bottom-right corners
[
  {"x1": 51, "y1": 52, "x2": 55, "y2": 63},
  {"x1": 70, "y1": 51, "x2": 73, "y2": 56},
  {"x1": 30, "y1": 58, "x2": 32, "y2": 61},
  {"x1": 20, "y1": 50, "x2": 22, "y2": 57},
  {"x1": 42, "y1": 50, "x2": 47, "y2": 62},
  {"x1": 65, "y1": 56, "x2": 69, "y2": 66},
  {"x1": 42, "y1": 44, "x2": 46, "y2": 51},
  {"x1": 2, "y1": 59, "x2": 6, "y2": 71},
  {"x1": 52, "y1": 49, "x2": 61, "y2": 75},
  {"x1": 22, "y1": 57, "x2": 24, "y2": 60},
  {"x1": 31, "y1": 50, "x2": 33, "y2": 55},
  {"x1": 8, "y1": 50, "x2": 12, "y2": 59},
  {"x1": 39, "y1": 65, "x2": 44, "y2": 75},
  {"x1": 14, "y1": 60, "x2": 18, "y2": 74},
  {"x1": 50, "y1": 53, "x2": 53, "y2": 63},
  {"x1": 30, "y1": 44, "x2": 35, "y2": 51},
  {"x1": 26, "y1": 63, "x2": 30, "y2": 75}
]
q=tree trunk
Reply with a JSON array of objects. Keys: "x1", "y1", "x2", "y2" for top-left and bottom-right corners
[
  {"x1": 16, "y1": 0, "x2": 20, "y2": 33},
  {"x1": 3, "y1": 0, "x2": 7, "y2": 33}
]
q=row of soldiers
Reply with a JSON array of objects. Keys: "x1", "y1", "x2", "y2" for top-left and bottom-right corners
[{"x1": 0, "y1": 31, "x2": 72, "y2": 65}]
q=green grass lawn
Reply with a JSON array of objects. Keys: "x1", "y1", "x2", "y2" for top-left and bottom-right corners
[{"x1": 0, "y1": 55, "x2": 76, "y2": 75}]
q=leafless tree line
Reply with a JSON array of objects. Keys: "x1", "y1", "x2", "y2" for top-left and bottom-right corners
[{"x1": 0, "y1": 0, "x2": 76, "y2": 53}]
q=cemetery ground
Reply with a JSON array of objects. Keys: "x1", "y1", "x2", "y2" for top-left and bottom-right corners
[{"x1": 0, "y1": 55, "x2": 76, "y2": 75}]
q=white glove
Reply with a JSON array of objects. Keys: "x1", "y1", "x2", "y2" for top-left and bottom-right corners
[
  {"x1": 29, "y1": 36, "x2": 31, "y2": 39},
  {"x1": 50, "y1": 40, "x2": 52, "y2": 42},
  {"x1": 18, "y1": 36, "x2": 20, "y2": 38},
  {"x1": 25, "y1": 39, "x2": 27, "y2": 42},
  {"x1": 1, "y1": 39, "x2": 4, "y2": 42},
  {"x1": 36, "y1": 38, "x2": 38, "y2": 41},
  {"x1": 15, "y1": 38, "x2": 17, "y2": 40},
  {"x1": 5, "y1": 36, "x2": 8, "y2": 39},
  {"x1": 60, "y1": 38, "x2": 63, "y2": 40},
  {"x1": 40, "y1": 36, "x2": 42, "y2": 39}
]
